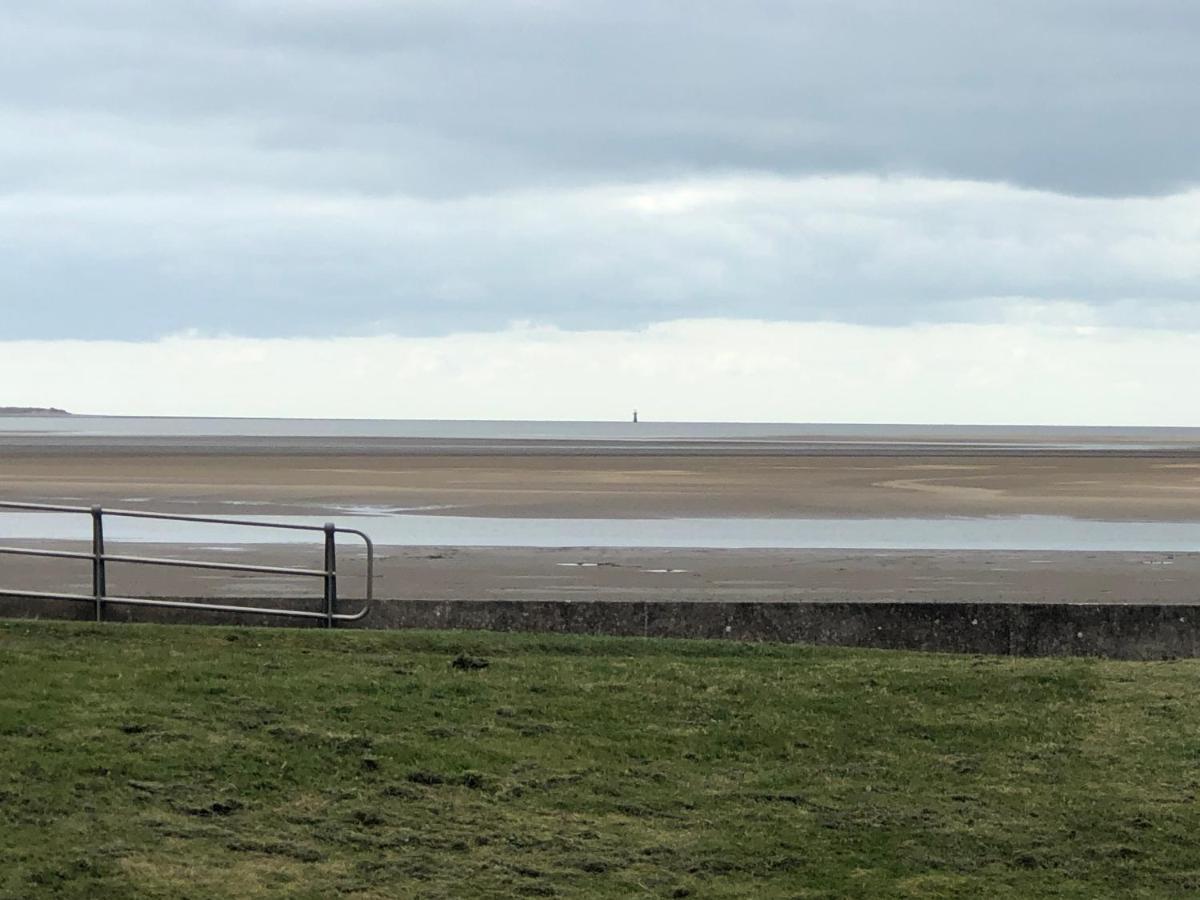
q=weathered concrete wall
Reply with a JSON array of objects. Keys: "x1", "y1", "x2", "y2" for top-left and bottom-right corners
[
  {"x1": 361, "y1": 599, "x2": 1200, "y2": 660},
  {"x1": 2, "y1": 594, "x2": 1199, "y2": 659}
]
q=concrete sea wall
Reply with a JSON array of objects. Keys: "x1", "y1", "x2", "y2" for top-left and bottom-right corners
[{"x1": 3, "y1": 593, "x2": 1200, "y2": 659}]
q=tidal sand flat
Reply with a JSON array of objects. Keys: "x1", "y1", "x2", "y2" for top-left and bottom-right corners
[
  {"x1": 2, "y1": 543, "x2": 1197, "y2": 605},
  {"x1": 4, "y1": 448, "x2": 1200, "y2": 521},
  {"x1": 2, "y1": 418, "x2": 1198, "y2": 605}
]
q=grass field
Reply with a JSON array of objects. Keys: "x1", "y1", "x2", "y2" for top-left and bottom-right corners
[{"x1": 2, "y1": 621, "x2": 1198, "y2": 898}]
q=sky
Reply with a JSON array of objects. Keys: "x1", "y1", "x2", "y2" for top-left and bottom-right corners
[{"x1": 2, "y1": 1, "x2": 1198, "y2": 422}]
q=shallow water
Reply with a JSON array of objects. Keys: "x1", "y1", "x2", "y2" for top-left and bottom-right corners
[
  {"x1": 0, "y1": 510, "x2": 1196, "y2": 552},
  {"x1": 3, "y1": 415, "x2": 1199, "y2": 450}
]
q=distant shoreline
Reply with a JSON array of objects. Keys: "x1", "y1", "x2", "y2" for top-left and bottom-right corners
[{"x1": 0, "y1": 407, "x2": 71, "y2": 416}]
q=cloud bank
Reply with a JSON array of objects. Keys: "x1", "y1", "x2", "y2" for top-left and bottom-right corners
[
  {"x1": 2, "y1": 2, "x2": 1197, "y2": 422},
  {"x1": 6, "y1": 319, "x2": 1198, "y2": 425},
  {"x1": 5, "y1": 1, "x2": 1199, "y2": 198},
  {"x1": 4, "y1": 175, "x2": 1200, "y2": 339}
]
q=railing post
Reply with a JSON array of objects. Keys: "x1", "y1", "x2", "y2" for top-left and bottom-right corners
[
  {"x1": 91, "y1": 506, "x2": 106, "y2": 622},
  {"x1": 323, "y1": 523, "x2": 337, "y2": 629}
]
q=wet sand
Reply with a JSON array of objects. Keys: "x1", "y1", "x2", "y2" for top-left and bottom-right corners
[
  {"x1": 2, "y1": 450, "x2": 1200, "y2": 520},
  {"x1": 2, "y1": 443, "x2": 1199, "y2": 605},
  {"x1": 2, "y1": 542, "x2": 1197, "y2": 605}
]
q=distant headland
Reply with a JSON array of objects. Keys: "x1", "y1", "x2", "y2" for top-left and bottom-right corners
[{"x1": 0, "y1": 407, "x2": 72, "y2": 416}]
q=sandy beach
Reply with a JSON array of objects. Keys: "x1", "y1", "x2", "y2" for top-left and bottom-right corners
[
  {"x1": 2, "y1": 437, "x2": 1199, "y2": 605},
  {"x1": 2, "y1": 542, "x2": 1197, "y2": 606},
  {"x1": 2, "y1": 449, "x2": 1200, "y2": 521}
]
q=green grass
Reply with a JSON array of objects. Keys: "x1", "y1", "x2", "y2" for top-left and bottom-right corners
[{"x1": 2, "y1": 621, "x2": 1199, "y2": 898}]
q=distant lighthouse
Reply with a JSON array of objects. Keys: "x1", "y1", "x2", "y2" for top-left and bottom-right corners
[{"x1": 632, "y1": 410, "x2": 639, "y2": 424}]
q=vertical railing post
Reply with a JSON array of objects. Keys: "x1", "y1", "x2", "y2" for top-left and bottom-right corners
[
  {"x1": 323, "y1": 523, "x2": 337, "y2": 629},
  {"x1": 91, "y1": 506, "x2": 106, "y2": 622}
]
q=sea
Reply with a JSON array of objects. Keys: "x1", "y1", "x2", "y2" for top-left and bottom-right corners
[
  {"x1": 2, "y1": 416, "x2": 1198, "y2": 550},
  {"x1": 3, "y1": 415, "x2": 1200, "y2": 451}
]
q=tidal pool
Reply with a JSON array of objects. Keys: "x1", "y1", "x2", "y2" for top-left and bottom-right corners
[{"x1": 0, "y1": 510, "x2": 1197, "y2": 552}]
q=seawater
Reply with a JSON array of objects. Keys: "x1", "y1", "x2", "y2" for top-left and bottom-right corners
[
  {"x1": 3, "y1": 415, "x2": 1200, "y2": 449},
  {"x1": 1, "y1": 511, "x2": 1196, "y2": 552}
]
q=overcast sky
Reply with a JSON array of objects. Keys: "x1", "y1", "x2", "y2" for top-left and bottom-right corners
[{"x1": 3, "y1": 1, "x2": 1198, "y2": 420}]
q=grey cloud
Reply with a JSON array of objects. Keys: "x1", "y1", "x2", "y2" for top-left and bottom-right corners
[
  {"x1": 2, "y1": 1, "x2": 1199, "y2": 340},
  {"x1": 3, "y1": 178, "x2": 1198, "y2": 339},
  {"x1": 2, "y1": 1, "x2": 1199, "y2": 197}
]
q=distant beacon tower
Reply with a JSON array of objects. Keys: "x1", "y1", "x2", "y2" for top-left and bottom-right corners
[{"x1": 633, "y1": 410, "x2": 638, "y2": 424}]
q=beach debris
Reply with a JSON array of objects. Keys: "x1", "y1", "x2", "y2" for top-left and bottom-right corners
[
  {"x1": 406, "y1": 770, "x2": 446, "y2": 785},
  {"x1": 451, "y1": 653, "x2": 489, "y2": 670},
  {"x1": 181, "y1": 798, "x2": 244, "y2": 817}
]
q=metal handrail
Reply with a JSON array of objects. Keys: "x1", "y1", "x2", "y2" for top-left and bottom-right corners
[{"x1": 0, "y1": 500, "x2": 372, "y2": 627}]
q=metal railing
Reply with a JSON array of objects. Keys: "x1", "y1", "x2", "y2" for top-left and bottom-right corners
[{"x1": 0, "y1": 501, "x2": 372, "y2": 627}]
